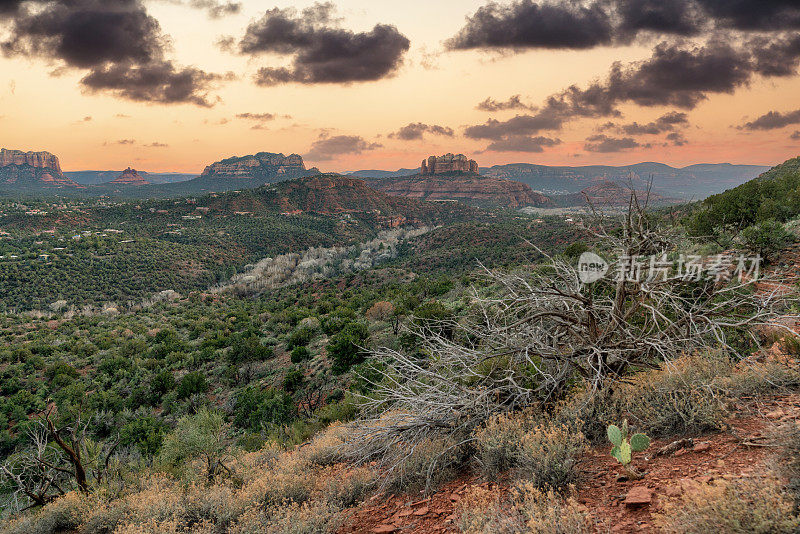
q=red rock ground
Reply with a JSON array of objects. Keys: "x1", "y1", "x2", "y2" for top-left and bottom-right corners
[{"x1": 337, "y1": 394, "x2": 800, "y2": 534}]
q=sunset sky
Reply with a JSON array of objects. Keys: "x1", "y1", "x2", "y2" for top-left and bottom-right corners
[{"x1": 1, "y1": 0, "x2": 800, "y2": 173}]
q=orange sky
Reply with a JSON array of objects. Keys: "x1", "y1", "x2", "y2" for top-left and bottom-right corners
[{"x1": 1, "y1": 0, "x2": 799, "y2": 173}]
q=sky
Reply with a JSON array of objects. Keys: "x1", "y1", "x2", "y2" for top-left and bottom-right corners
[{"x1": 1, "y1": 0, "x2": 800, "y2": 173}]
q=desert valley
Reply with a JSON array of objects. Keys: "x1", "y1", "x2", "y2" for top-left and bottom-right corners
[{"x1": 1, "y1": 1, "x2": 800, "y2": 533}]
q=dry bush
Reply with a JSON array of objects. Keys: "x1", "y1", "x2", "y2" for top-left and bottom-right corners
[
  {"x1": 366, "y1": 301, "x2": 394, "y2": 322},
  {"x1": 382, "y1": 435, "x2": 464, "y2": 494},
  {"x1": 2, "y1": 492, "x2": 93, "y2": 534},
  {"x1": 298, "y1": 422, "x2": 348, "y2": 467},
  {"x1": 722, "y1": 361, "x2": 800, "y2": 398},
  {"x1": 560, "y1": 353, "x2": 800, "y2": 443},
  {"x1": 456, "y1": 483, "x2": 592, "y2": 534},
  {"x1": 609, "y1": 352, "x2": 731, "y2": 438},
  {"x1": 231, "y1": 501, "x2": 341, "y2": 534},
  {"x1": 455, "y1": 486, "x2": 506, "y2": 533},
  {"x1": 474, "y1": 413, "x2": 529, "y2": 477},
  {"x1": 514, "y1": 425, "x2": 585, "y2": 492},
  {"x1": 320, "y1": 465, "x2": 377, "y2": 508},
  {"x1": 474, "y1": 415, "x2": 585, "y2": 492},
  {"x1": 773, "y1": 422, "x2": 800, "y2": 508},
  {"x1": 655, "y1": 477, "x2": 800, "y2": 533}
]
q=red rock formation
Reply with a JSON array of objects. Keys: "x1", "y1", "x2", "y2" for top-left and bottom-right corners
[
  {"x1": 421, "y1": 154, "x2": 479, "y2": 175},
  {"x1": 110, "y1": 167, "x2": 150, "y2": 186},
  {"x1": 201, "y1": 152, "x2": 306, "y2": 179},
  {"x1": 364, "y1": 175, "x2": 552, "y2": 209},
  {"x1": 0, "y1": 149, "x2": 79, "y2": 188}
]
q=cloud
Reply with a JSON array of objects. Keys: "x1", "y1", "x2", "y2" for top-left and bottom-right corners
[
  {"x1": 236, "y1": 112, "x2": 276, "y2": 121},
  {"x1": 145, "y1": 142, "x2": 168, "y2": 147},
  {"x1": 305, "y1": 134, "x2": 382, "y2": 161},
  {"x1": 607, "y1": 111, "x2": 689, "y2": 135},
  {"x1": 239, "y1": 2, "x2": 410, "y2": 86},
  {"x1": 187, "y1": 0, "x2": 240, "y2": 19},
  {"x1": 617, "y1": 0, "x2": 703, "y2": 36},
  {"x1": 665, "y1": 131, "x2": 688, "y2": 146},
  {"x1": 446, "y1": 0, "x2": 614, "y2": 50},
  {"x1": 476, "y1": 95, "x2": 533, "y2": 112},
  {"x1": 740, "y1": 109, "x2": 800, "y2": 131},
  {"x1": 792, "y1": 131, "x2": 800, "y2": 140},
  {"x1": 82, "y1": 62, "x2": 222, "y2": 106},
  {"x1": 484, "y1": 135, "x2": 562, "y2": 152},
  {"x1": 104, "y1": 139, "x2": 136, "y2": 146},
  {"x1": 447, "y1": 0, "x2": 800, "y2": 53},
  {"x1": 1, "y1": 0, "x2": 223, "y2": 105},
  {"x1": 388, "y1": 122, "x2": 454, "y2": 141},
  {"x1": 466, "y1": 36, "x2": 792, "y2": 150},
  {"x1": 584, "y1": 134, "x2": 642, "y2": 152}
]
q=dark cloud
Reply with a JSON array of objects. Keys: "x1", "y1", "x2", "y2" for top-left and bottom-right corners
[
  {"x1": 695, "y1": 0, "x2": 800, "y2": 31},
  {"x1": 465, "y1": 112, "x2": 567, "y2": 140},
  {"x1": 448, "y1": 0, "x2": 800, "y2": 53},
  {"x1": 467, "y1": 37, "x2": 782, "y2": 149},
  {"x1": 792, "y1": 131, "x2": 800, "y2": 140},
  {"x1": 0, "y1": 0, "x2": 24, "y2": 16},
  {"x1": 236, "y1": 112, "x2": 276, "y2": 121},
  {"x1": 584, "y1": 134, "x2": 642, "y2": 152},
  {"x1": 749, "y1": 33, "x2": 800, "y2": 77},
  {"x1": 104, "y1": 139, "x2": 136, "y2": 146},
  {"x1": 617, "y1": 0, "x2": 703, "y2": 36},
  {"x1": 1, "y1": 0, "x2": 223, "y2": 105},
  {"x1": 305, "y1": 134, "x2": 382, "y2": 161},
  {"x1": 388, "y1": 122, "x2": 454, "y2": 141},
  {"x1": 82, "y1": 62, "x2": 222, "y2": 106},
  {"x1": 741, "y1": 109, "x2": 800, "y2": 131},
  {"x1": 484, "y1": 135, "x2": 562, "y2": 152},
  {"x1": 239, "y1": 2, "x2": 410, "y2": 86},
  {"x1": 665, "y1": 131, "x2": 688, "y2": 146},
  {"x1": 476, "y1": 95, "x2": 533, "y2": 112},
  {"x1": 608, "y1": 111, "x2": 689, "y2": 134},
  {"x1": 446, "y1": 0, "x2": 614, "y2": 50},
  {"x1": 188, "y1": 0, "x2": 240, "y2": 19}
]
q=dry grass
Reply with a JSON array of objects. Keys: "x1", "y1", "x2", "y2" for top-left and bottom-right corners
[
  {"x1": 456, "y1": 483, "x2": 592, "y2": 534},
  {"x1": 654, "y1": 477, "x2": 800, "y2": 533},
  {"x1": 0, "y1": 424, "x2": 375, "y2": 534}
]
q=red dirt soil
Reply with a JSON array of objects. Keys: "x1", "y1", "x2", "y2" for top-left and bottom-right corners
[{"x1": 337, "y1": 395, "x2": 800, "y2": 534}]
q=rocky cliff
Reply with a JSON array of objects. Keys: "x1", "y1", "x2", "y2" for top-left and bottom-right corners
[
  {"x1": 363, "y1": 174, "x2": 552, "y2": 209},
  {"x1": 200, "y1": 152, "x2": 306, "y2": 181},
  {"x1": 421, "y1": 153, "x2": 479, "y2": 175},
  {"x1": 0, "y1": 148, "x2": 79, "y2": 188},
  {"x1": 110, "y1": 167, "x2": 150, "y2": 186}
]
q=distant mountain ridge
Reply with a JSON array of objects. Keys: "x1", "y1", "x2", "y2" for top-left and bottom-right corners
[
  {"x1": 482, "y1": 162, "x2": 769, "y2": 199},
  {"x1": 65, "y1": 170, "x2": 195, "y2": 185}
]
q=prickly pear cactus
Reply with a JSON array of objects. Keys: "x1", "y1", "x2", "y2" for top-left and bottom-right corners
[{"x1": 607, "y1": 420, "x2": 649, "y2": 468}]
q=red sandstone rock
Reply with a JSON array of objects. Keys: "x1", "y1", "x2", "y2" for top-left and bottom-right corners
[
  {"x1": 421, "y1": 153, "x2": 478, "y2": 175},
  {"x1": 110, "y1": 167, "x2": 150, "y2": 186},
  {"x1": 0, "y1": 148, "x2": 79, "y2": 188},
  {"x1": 624, "y1": 486, "x2": 653, "y2": 506},
  {"x1": 200, "y1": 152, "x2": 306, "y2": 179}
]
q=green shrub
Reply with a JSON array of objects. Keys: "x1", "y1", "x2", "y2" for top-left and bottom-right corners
[
  {"x1": 176, "y1": 371, "x2": 208, "y2": 399},
  {"x1": 290, "y1": 346, "x2": 311, "y2": 364},
  {"x1": 327, "y1": 322, "x2": 369, "y2": 375},
  {"x1": 741, "y1": 220, "x2": 794, "y2": 259}
]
